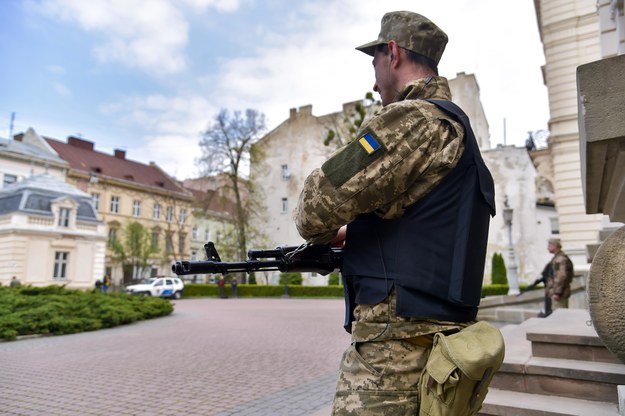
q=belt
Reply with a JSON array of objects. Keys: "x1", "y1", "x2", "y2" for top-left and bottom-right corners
[{"x1": 403, "y1": 334, "x2": 435, "y2": 349}]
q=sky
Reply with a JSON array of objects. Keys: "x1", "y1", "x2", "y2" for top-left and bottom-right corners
[{"x1": 0, "y1": 0, "x2": 549, "y2": 180}]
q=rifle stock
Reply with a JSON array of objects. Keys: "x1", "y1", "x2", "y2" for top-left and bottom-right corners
[{"x1": 172, "y1": 242, "x2": 343, "y2": 276}]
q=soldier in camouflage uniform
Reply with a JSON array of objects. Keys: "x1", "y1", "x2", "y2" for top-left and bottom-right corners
[
  {"x1": 294, "y1": 11, "x2": 495, "y2": 415},
  {"x1": 545, "y1": 238, "x2": 574, "y2": 311}
]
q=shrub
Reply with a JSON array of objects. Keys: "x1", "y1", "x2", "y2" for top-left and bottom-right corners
[
  {"x1": 279, "y1": 272, "x2": 303, "y2": 286},
  {"x1": 328, "y1": 272, "x2": 341, "y2": 286},
  {"x1": 0, "y1": 285, "x2": 173, "y2": 341},
  {"x1": 491, "y1": 252, "x2": 508, "y2": 285}
]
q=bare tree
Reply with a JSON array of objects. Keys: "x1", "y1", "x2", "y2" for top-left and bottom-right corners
[{"x1": 198, "y1": 109, "x2": 267, "y2": 265}]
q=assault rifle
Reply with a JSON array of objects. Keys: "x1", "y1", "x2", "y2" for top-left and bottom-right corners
[{"x1": 172, "y1": 242, "x2": 343, "y2": 276}]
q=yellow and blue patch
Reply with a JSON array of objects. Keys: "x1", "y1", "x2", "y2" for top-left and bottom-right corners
[{"x1": 358, "y1": 132, "x2": 381, "y2": 155}]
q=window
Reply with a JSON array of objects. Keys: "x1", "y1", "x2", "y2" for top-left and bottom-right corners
[
  {"x1": 108, "y1": 228, "x2": 118, "y2": 246},
  {"x1": 191, "y1": 250, "x2": 197, "y2": 261},
  {"x1": 204, "y1": 228, "x2": 210, "y2": 242},
  {"x1": 281, "y1": 164, "x2": 290, "y2": 180},
  {"x1": 110, "y1": 196, "x2": 120, "y2": 213},
  {"x1": 153, "y1": 203, "x2": 161, "y2": 220},
  {"x1": 192, "y1": 226, "x2": 198, "y2": 240},
  {"x1": 58, "y1": 207, "x2": 70, "y2": 227},
  {"x1": 178, "y1": 233, "x2": 186, "y2": 254},
  {"x1": 53, "y1": 252, "x2": 69, "y2": 279},
  {"x1": 179, "y1": 208, "x2": 187, "y2": 224},
  {"x1": 132, "y1": 200, "x2": 141, "y2": 217},
  {"x1": 3, "y1": 174, "x2": 17, "y2": 187},
  {"x1": 151, "y1": 231, "x2": 159, "y2": 250},
  {"x1": 281, "y1": 197, "x2": 288, "y2": 213},
  {"x1": 166, "y1": 207, "x2": 174, "y2": 223},
  {"x1": 91, "y1": 193, "x2": 100, "y2": 211},
  {"x1": 165, "y1": 234, "x2": 173, "y2": 253}
]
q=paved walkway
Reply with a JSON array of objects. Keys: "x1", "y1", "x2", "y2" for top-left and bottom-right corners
[{"x1": 0, "y1": 298, "x2": 350, "y2": 415}]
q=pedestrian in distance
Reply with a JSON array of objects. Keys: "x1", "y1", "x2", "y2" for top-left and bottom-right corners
[
  {"x1": 535, "y1": 238, "x2": 574, "y2": 317},
  {"x1": 230, "y1": 277, "x2": 238, "y2": 298},
  {"x1": 102, "y1": 274, "x2": 111, "y2": 293},
  {"x1": 217, "y1": 277, "x2": 226, "y2": 299}
]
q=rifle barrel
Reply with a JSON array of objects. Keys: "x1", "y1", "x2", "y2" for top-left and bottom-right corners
[{"x1": 171, "y1": 260, "x2": 284, "y2": 275}]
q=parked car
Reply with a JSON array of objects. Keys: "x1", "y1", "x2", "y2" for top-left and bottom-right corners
[{"x1": 125, "y1": 277, "x2": 184, "y2": 299}]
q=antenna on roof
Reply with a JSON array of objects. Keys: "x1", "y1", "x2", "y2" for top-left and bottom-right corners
[{"x1": 8, "y1": 112, "x2": 15, "y2": 141}]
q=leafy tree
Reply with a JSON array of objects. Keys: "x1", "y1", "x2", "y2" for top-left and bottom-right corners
[
  {"x1": 110, "y1": 221, "x2": 161, "y2": 284},
  {"x1": 324, "y1": 92, "x2": 381, "y2": 147},
  {"x1": 198, "y1": 109, "x2": 268, "y2": 281},
  {"x1": 491, "y1": 252, "x2": 508, "y2": 285}
]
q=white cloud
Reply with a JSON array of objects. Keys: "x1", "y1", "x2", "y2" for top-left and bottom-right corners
[
  {"x1": 53, "y1": 82, "x2": 72, "y2": 96},
  {"x1": 39, "y1": 0, "x2": 190, "y2": 76},
  {"x1": 46, "y1": 65, "x2": 66, "y2": 75},
  {"x1": 207, "y1": 0, "x2": 548, "y2": 144},
  {"x1": 180, "y1": 0, "x2": 241, "y2": 13},
  {"x1": 100, "y1": 93, "x2": 217, "y2": 179},
  {"x1": 36, "y1": 0, "x2": 244, "y2": 76}
]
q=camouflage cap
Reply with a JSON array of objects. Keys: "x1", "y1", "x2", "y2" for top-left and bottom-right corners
[{"x1": 356, "y1": 11, "x2": 448, "y2": 65}]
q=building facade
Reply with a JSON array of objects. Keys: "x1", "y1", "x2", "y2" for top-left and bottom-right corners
[
  {"x1": 1, "y1": 128, "x2": 68, "y2": 187},
  {"x1": 533, "y1": 0, "x2": 609, "y2": 269},
  {"x1": 0, "y1": 174, "x2": 106, "y2": 288},
  {"x1": 13, "y1": 129, "x2": 194, "y2": 287}
]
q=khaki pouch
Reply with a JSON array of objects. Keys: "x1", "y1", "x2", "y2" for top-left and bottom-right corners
[{"x1": 419, "y1": 321, "x2": 505, "y2": 416}]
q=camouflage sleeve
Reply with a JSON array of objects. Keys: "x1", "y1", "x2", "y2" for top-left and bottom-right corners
[{"x1": 293, "y1": 101, "x2": 465, "y2": 243}]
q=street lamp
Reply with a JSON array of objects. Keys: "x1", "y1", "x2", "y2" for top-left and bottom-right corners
[{"x1": 502, "y1": 199, "x2": 520, "y2": 295}]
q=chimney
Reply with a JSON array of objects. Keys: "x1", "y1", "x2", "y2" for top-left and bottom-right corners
[
  {"x1": 68, "y1": 136, "x2": 95, "y2": 151},
  {"x1": 289, "y1": 108, "x2": 297, "y2": 120},
  {"x1": 114, "y1": 149, "x2": 126, "y2": 159},
  {"x1": 298, "y1": 105, "x2": 313, "y2": 117}
]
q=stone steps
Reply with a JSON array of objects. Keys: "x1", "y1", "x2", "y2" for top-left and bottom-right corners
[
  {"x1": 480, "y1": 309, "x2": 625, "y2": 414},
  {"x1": 481, "y1": 388, "x2": 618, "y2": 415}
]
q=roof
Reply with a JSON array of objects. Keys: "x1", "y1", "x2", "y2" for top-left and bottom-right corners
[
  {"x1": 45, "y1": 136, "x2": 189, "y2": 196},
  {"x1": 0, "y1": 137, "x2": 67, "y2": 166},
  {"x1": 0, "y1": 174, "x2": 98, "y2": 221},
  {"x1": 186, "y1": 187, "x2": 236, "y2": 218}
]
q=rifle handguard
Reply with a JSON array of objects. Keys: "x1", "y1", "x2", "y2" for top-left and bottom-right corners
[{"x1": 171, "y1": 242, "x2": 342, "y2": 276}]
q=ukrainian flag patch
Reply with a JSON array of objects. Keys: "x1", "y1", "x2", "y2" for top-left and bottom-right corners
[{"x1": 358, "y1": 132, "x2": 381, "y2": 155}]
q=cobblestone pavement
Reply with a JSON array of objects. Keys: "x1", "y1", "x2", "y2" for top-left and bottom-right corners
[{"x1": 0, "y1": 298, "x2": 350, "y2": 415}]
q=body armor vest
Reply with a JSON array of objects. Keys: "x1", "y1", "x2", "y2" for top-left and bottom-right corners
[{"x1": 342, "y1": 100, "x2": 495, "y2": 324}]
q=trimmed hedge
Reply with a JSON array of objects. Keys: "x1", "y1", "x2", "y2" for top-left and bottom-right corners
[
  {"x1": 182, "y1": 283, "x2": 534, "y2": 298},
  {"x1": 183, "y1": 283, "x2": 344, "y2": 298},
  {"x1": 0, "y1": 285, "x2": 173, "y2": 341}
]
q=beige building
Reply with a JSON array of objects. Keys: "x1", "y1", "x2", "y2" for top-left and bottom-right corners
[
  {"x1": 0, "y1": 174, "x2": 106, "y2": 288},
  {"x1": 532, "y1": 0, "x2": 624, "y2": 269},
  {"x1": 184, "y1": 185, "x2": 236, "y2": 283},
  {"x1": 13, "y1": 128, "x2": 194, "y2": 286}
]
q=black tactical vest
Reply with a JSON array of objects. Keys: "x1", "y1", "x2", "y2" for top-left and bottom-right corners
[{"x1": 342, "y1": 100, "x2": 495, "y2": 326}]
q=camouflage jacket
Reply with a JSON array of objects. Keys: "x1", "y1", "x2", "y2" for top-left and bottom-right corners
[
  {"x1": 294, "y1": 76, "x2": 465, "y2": 243},
  {"x1": 546, "y1": 250, "x2": 574, "y2": 298}
]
